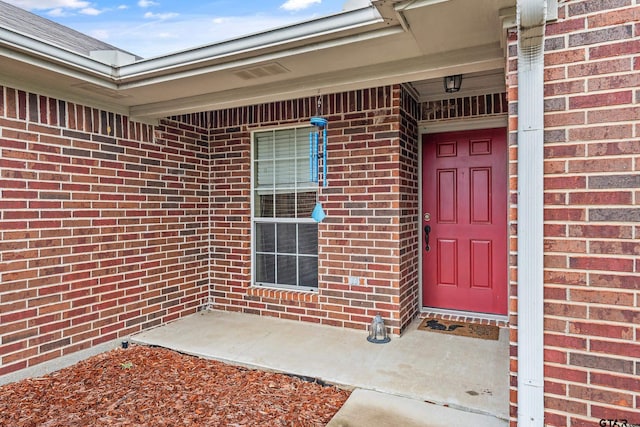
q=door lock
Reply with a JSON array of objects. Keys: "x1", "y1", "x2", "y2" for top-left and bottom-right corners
[{"x1": 423, "y1": 212, "x2": 431, "y2": 222}]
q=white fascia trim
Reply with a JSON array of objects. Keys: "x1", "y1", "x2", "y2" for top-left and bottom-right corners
[
  {"x1": 119, "y1": 26, "x2": 403, "y2": 90},
  {"x1": 0, "y1": 28, "x2": 114, "y2": 79},
  {"x1": 372, "y1": 0, "x2": 450, "y2": 32},
  {"x1": 420, "y1": 116, "x2": 507, "y2": 134},
  {"x1": 516, "y1": 0, "x2": 547, "y2": 426},
  {"x1": 116, "y1": 6, "x2": 384, "y2": 80},
  {"x1": 0, "y1": 6, "x2": 384, "y2": 87},
  {"x1": 130, "y1": 42, "x2": 504, "y2": 119},
  {"x1": 395, "y1": 0, "x2": 450, "y2": 12}
]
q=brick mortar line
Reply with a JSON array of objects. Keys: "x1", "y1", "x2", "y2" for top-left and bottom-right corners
[
  {"x1": 543, "y1": 335, "x2": 639, "y2": 346},
  {"x1": 542, "y1": 395, "x2": 640, "y2": 408},
  {"x1": 543, "y1": 334, "x2": 639, "y2": 344}
]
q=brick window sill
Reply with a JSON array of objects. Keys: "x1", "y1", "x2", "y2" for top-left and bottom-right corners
[{"x1": 247, "y1": 286, "x2": 319, "y2": 303}]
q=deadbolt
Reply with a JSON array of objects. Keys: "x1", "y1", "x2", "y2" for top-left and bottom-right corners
[{"x1": 423, "y1": 212, "x2": 431, "y2": 222}]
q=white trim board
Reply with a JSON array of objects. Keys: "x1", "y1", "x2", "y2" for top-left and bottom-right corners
[{"x1": 420, "y1": 116, "x2": 507, "y2": 134}]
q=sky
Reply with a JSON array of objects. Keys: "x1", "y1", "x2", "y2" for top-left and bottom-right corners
[{"x1": 5, "y1": 0, "x2": 357, "y2": 58}]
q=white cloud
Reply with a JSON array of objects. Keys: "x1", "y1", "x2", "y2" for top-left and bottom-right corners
[
  {"x1": 5, "y1": 0, "x2": 90, "y2": 10},
  {"x1": 12, "y1": 0, "x2": 107, "y2": 17},
  {"x1": 85, "y1": 14, "x2": 310, "y2": 57},
  {"x1": 46, "y1": 7, "x2": 66, "y2": 16},
  {"x1": 117, "y1": 4, "x2": 128, "y2": 9},
  {"x1": 6, "y1": 0, "x2": 107, "y2": 17},
  {"x1": 137, "y1": 0, "x2": 158, "y2": 7},
  {"x1": 80, "y1": 7, "x2": 102, "y2": 15},
  {"x1": 280, "y1": 0, "x2": 321, "y2": 11},
  {"x1": 143, "y1": 11, "x2": 178, "y2": 20}
]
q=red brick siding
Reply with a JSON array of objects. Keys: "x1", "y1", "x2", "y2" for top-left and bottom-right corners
[
  {"x1": 208, "y1": 121, "x2": 252, "y2": 317},
  {"x1": 420, "y1": 93, "x2": 508, "y2": 122},
  {"x1": 506, "y1": 26, "x2": 520, "y2": 427},
  {"x1": 398, "y1": 88, "x2": 420, "y2": 332},
  {"x1": 0, "y1": 86, "x2": 209, "y2": 377},
  {"x1": 509, "y1": 1, "x2": 640, "y2": 425},
  {"x1": 206, "y1": 86, "x2": 418, "y2": 334}
]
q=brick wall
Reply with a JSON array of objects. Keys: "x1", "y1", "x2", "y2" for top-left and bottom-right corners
[
  {"x1": 398, "y1": 88, "x2": 420, "y2": 331},
  {"x1": 508, "y1": 1, "x2": 640, "y2": 425},
  {"x1": 0, "y1": 83, "x2": 420, "y2": 379},
  {"x1": 506, "y1": 26, "x2": 520, "y2": 426},
  {"x1": 421, "y1": 92, "x2": 508, "y2": 122},
  {"x1": 0, "y1": 86, "x2": 210, "y2": 377},
  {"x1": 207, "y1": 85, "x2": 420, "y2": 334}
]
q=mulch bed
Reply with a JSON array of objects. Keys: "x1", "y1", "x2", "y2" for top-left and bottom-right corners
[{"x1": 0, "y1": 345, "x2": 350, "y2": 426}]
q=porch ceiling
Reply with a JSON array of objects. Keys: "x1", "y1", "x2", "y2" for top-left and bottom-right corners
[{"x1": 0, "y1": 0, "x2": 515, "y2": 121}]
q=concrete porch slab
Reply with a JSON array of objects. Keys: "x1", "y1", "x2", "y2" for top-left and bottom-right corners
[
  {"x1": 328, "y1": 389, "x2": 507, "y2": 427},
  {"x1": 131, "y1": 310, "x2": 509, "y2": 424}
]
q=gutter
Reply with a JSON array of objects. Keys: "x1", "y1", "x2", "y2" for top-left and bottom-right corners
[
  {"x1": 0, "y1": 27, "x2": 115, "y2": 79},
  {"x1": 118, "y1": 6, "x2": 383, "y2": 80},
  {"x1": 118, "y1": 26, "x2": 404, "y2": 89},
  {"x1": 516, "y1": 0, "x2": 548, "y2": 425},
  {"x1": 0, "y1": 6, "x2": 383, "y2": 85}
]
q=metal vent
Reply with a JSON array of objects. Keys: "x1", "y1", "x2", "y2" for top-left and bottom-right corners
[{"x1": 233, "y1": 62, "x2": 290, "y2": 80}]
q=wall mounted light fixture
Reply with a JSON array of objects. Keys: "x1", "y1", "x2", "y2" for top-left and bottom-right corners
[{"x1": 444, "y1": 74, "x2": 463, "y2": 93}]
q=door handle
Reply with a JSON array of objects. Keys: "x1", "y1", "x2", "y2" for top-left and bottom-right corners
[{"x1": 424, "y1": 225, "x2": 431, "y2": 252}]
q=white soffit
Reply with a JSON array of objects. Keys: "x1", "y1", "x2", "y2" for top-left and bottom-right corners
[
  {"x1": 0, "y1": 0, "x2": 516, "y2": 119},
  {"x1": 127, "y1": 0, "x2": 515, "y2": 118},
  {"x1": 401, "y1": 0, "x2": 517, "y2": 56},
  {"x1": 129, "y1": 42, "x2": 506, "y2": 119},
  {"x1": 413, "y1": 69, "x2": 507, "y2": 102}
]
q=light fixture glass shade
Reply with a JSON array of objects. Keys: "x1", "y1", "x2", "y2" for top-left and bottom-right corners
[
  {"x1": 311, "y1": 202, "x2": 326, "y2": 222},
  {"x1": 367, "y1": 314, "x2": 390, "y2": 344},
  {"x1": 444, "y1": 74, "x2": 463, "y2": 93}
]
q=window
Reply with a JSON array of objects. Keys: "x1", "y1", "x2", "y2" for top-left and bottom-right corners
[{"x1": 252, "y1": 127, "x2": 318, "y2": 291}]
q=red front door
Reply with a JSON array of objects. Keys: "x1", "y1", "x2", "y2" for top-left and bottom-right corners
[{"x1": 422, "y1": 128, "x2": 507, "y2": 315}]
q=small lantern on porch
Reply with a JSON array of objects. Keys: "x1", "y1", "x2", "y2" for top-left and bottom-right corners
[
  {"x1": 367, "y1": 314, "x2": 390, "y2": 344},
  {"x1": 444, "y1": 74, "x2": 463, "y2": 93}
]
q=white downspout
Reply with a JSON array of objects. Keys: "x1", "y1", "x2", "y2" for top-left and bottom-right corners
[{"x1": 517, "y1": 0, "x2": 547, "y2": 425}]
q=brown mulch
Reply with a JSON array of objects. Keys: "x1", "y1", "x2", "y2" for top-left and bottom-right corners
[{"x1": 0, "y1": 345, "x2": 350, "y2": 426}]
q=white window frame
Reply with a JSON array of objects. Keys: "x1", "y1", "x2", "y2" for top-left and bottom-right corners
[{"x1": 250, "y1": 125, "x2": 319, "y2": 292}]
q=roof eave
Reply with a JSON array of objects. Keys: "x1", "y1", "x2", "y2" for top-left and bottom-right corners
[
  {"x1": 117, "y1": 6, "x2": 385, "y2": 81},
  {"x1": 0, "y1": 27, "x2": 115, "y2": 80},
  {"x1": 0, "y1": 5, "x2": 385, "y2": 86}
]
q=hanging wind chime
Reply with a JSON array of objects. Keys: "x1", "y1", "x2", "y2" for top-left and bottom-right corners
[{"x1": 310, "y1": 96, "x2": 328, "y2": 222}]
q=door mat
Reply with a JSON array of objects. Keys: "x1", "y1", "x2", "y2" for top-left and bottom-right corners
[{"x1": 417, "y1": 318, "x2": 500, "y2": 341}]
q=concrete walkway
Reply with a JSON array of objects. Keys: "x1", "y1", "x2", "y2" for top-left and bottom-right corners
[{"x1": 131, "y1": 310, "x2": 509, "y2": 426}]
